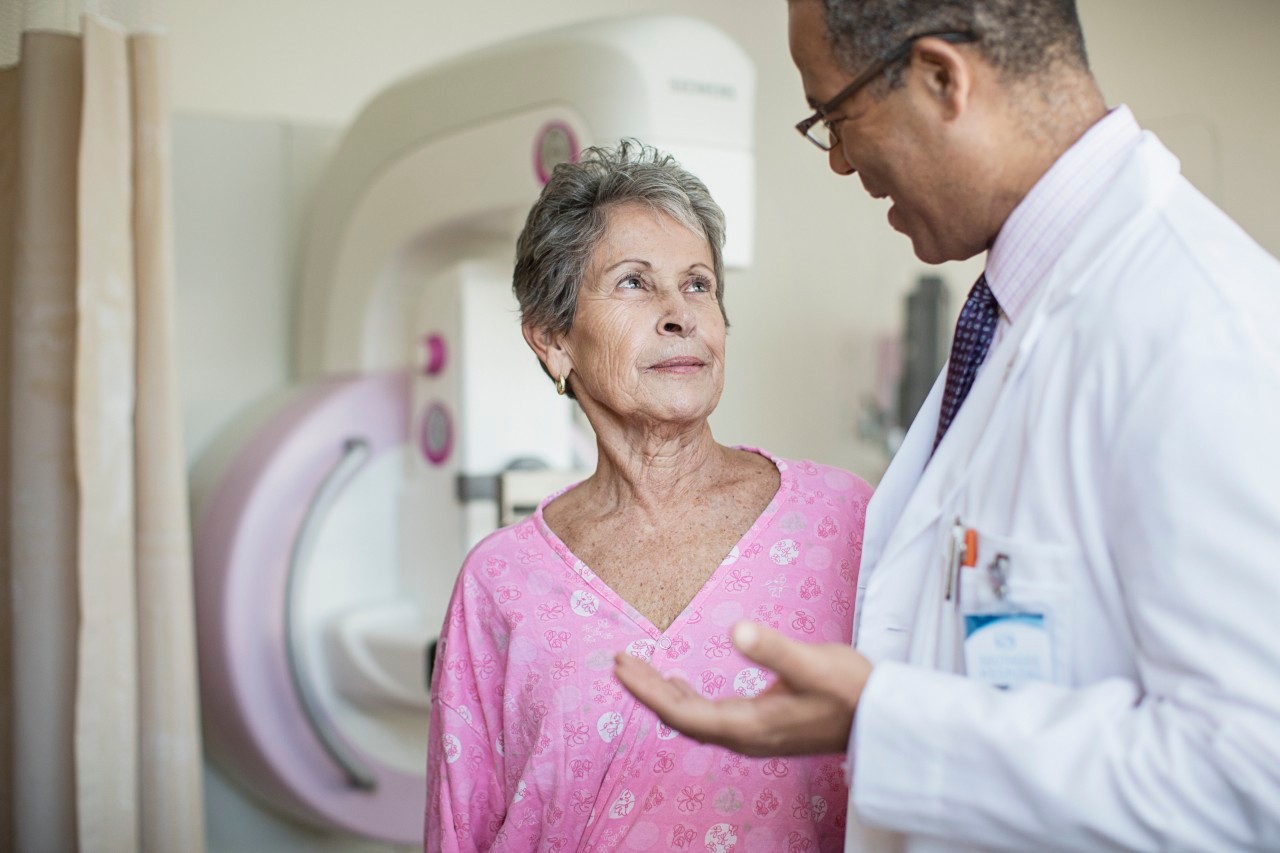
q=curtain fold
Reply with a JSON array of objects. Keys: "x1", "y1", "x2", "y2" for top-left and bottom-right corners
[
  {"x1": 2, "y1": 8, "x2": 204, "y2": 851},
  {"x1": 0, "y1": 52, "x2": 18, "y2": 853},
  {"x1": 9, "y1": 32, "x2": 83, "y2": 853},
  {"x1": 130, "y1": 31, "x2": 205, "y2": 853},
  {"x1": 75, "y1": 16, "x2": 140, "y2": 848}
]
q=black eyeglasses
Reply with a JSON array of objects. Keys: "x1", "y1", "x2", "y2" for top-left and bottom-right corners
[{"x1": 795, "y1": 30, "x2": 978, "y2": 151}]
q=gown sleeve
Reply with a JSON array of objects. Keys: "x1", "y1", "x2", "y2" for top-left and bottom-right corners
[
  {"x1": 425, "y1": 696, "x2": 503, "y2": 853},
  {"x1": 424, "y1": 559, "x2": 508, "y2": 853}
]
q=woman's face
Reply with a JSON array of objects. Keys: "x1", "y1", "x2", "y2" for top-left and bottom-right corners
[{"x1": 553, "y1": 202, "x2": 726, "y2": 431}]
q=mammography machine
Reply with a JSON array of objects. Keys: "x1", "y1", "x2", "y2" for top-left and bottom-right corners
[{"x1": 191, "y1": 15, "x2": 755, "y2": 843}]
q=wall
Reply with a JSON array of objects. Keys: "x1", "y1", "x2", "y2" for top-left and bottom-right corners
[{"x1": 168, "y1": 1, "x2": 1280, "y2": 849}]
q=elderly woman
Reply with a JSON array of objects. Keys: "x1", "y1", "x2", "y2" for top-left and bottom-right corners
[{"x1": 425, "y1": 141, "x2": 872, "y2": 852}]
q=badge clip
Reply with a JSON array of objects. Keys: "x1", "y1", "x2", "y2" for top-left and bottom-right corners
[{"x1": 988, "y1": 553, "x2": 1010, "y2": 600}]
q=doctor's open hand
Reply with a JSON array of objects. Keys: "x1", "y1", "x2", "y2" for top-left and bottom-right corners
[{"x1": 614, "y1": 621, "x2": 873, "y2": 757}]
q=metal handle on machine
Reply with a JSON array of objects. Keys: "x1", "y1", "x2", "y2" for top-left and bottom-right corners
[{"x1": 284, "y1": 437, "x2": 378, "y2": 791}]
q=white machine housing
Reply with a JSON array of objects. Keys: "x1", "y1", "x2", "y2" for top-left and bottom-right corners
[{"x1": 298, "y1": 13, "x2": 756, "y2": 377}]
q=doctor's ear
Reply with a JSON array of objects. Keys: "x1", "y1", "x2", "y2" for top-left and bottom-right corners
[{"x1": 910, "y1": 36, "x2": 973, "y2": 120}]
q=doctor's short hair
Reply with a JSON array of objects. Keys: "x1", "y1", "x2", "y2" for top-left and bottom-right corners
[
  {"x1": 513, "y1": 139, "x2": 728, "y2": 343},
  {"x1": 811, "y1": 0, "x2": 1090, "y2": 89}
]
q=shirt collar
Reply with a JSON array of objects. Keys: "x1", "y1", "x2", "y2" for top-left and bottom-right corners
[{"x1": 986, "y1": 105, "x2": 1142, "y2": 323}]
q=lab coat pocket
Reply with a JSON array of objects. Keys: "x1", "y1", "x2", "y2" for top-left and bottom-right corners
[{"x1": 957, "y1": 530, "x2": 1075, "y2": 688}]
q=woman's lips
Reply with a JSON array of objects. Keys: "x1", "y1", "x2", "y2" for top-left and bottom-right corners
[{"x1": 650, "y1": 356, "x2": 705, "y2": 373}]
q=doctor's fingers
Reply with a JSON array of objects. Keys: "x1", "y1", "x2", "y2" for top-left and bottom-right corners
[
  {"x1": 614, "y1": 648, "x2": 854, "y2": 756},
  {"x1": 614, "y1": 654, "x2": 754, "y2": 742},
  {"x1": 615, "y1": 654, "x2": 716, "y2": 723},
  {"x1": 732, "y1": 621, "x2": 871, "y2": 708},
  {"x1": 614, "y1": 653, "x2": 694, "y2": 704}
]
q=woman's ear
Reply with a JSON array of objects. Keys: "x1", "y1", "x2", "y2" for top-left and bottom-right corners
[{"x1": 522, "y1": 321, "x2": 573, "y2": 381}]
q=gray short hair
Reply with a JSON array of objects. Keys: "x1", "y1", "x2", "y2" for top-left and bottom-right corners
[
  {"x1": 513, "y1": 139, "x2": 728, "y2": 345},
  {"x1": 813, "y1": 0, "x2": 1089, "y2": 89}
]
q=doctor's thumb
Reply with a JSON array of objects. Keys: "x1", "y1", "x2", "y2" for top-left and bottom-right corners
[
  {"x1": 732, "y1": 621, "x2": 870, "y2": 701},
  {"x1": 732, "y1": 622, "x2": 816, "y2": 684}
]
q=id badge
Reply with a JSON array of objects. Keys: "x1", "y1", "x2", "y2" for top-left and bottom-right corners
[
  {"x1": 962, "y1": 612, "x2": 1052, "y2": 689},
  {"x1": 956, "y1": 540, "x2": 1057, "y2": 689}
]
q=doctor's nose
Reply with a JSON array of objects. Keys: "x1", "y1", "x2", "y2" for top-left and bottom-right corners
[{"x1": 828, "y1": 142, "x2": 855, "y2": 176}]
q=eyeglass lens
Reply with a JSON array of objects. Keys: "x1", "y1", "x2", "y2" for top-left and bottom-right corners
[{"x1": 807, "y1": 122, "x2": 836, "y2": 151}]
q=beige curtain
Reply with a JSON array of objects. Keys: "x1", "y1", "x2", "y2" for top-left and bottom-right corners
[{"x1": 1, "y1": 5, "x2": 205, "y2": 851}]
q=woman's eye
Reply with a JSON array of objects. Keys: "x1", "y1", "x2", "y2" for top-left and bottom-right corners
[
  {"x1": 687, "y1": 277, "x2": 712, "y2": 293},
  {"x1": 618, "y1": 274, "x2": 644, "y2": 290}
]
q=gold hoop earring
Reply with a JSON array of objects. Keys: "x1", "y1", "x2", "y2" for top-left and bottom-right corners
[{"x1": 555, "y1": 375, "x2": 567, "y2": 396}]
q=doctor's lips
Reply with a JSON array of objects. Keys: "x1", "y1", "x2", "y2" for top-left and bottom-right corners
[{"x1": 861, "y1": 179, "x2": 889, "y2": 202}]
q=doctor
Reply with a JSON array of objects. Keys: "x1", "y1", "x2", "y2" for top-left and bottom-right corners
[{"x1": 615, "y1": 0, "x2": 1280, "y2": 849}]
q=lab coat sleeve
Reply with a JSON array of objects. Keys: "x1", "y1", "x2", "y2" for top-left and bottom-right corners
[
  {"x1": 850, "y1": 307, "x2": 1280, "y2": 849},
  {"x1": 425, "y1": 697, "x2": 504, "y2": 853}
]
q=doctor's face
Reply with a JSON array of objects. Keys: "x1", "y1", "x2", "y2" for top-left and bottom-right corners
[
  {"x1": 555, "y1": 202, "x2": 726, "y2": 432},
  {"x1": 788, "y1": 0, "x2": 986, "y2": 264}
]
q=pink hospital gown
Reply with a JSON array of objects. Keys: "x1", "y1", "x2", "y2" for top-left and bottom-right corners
[{"x1": 425, "y1": 449, "x2": 872, "y2": 852}]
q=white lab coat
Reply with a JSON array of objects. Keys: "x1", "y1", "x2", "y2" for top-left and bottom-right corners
[{"x1": 845, "y1": 132, "x2": 1280, "y2": 851}]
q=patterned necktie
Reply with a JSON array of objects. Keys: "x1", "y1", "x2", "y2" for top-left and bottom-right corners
[{"x1": 933, "y1": 273, "x2": 1000, "y2": 452}]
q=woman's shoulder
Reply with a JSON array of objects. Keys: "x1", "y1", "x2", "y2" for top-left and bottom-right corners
[
  {"x1": 458, "y1": 516, "x2": 545, "y2": 581},
  {"x1": 749, "y1": 447, "x2": 874, "y2": 503},
  {"x1": 444, "y1": 517, "x2": 550, "y2": 640}
]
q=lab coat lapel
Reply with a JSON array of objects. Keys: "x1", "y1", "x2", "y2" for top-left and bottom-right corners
[
  {"x1": 851, "y1": 371, "x2": 944, "y2": 645},
  {"x1": 853, "y1": 322, "x2": 1030, "y2": 669},
  {"x1": 878, "y1": 311, "x2": 1032, "y2": 563}
]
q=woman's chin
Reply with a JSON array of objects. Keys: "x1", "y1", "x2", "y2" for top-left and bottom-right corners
[
  {"x1": 582, "y1": 379, "x2": 723, "y2": 434},
  {"x1": 635, "y1": 392, "x2": 721, "y2": 430}
]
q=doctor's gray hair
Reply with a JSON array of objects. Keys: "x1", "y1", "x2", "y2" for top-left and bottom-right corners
[
  {"x1": 513, "y1": 139, "x2": 728, "y2": 348},
  {"x1": 809, "y1": 0, "x2": 1089, "y2": 90}
]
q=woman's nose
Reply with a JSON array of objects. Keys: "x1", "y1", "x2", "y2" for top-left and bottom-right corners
[{"x1": 658, "y1": 295, "x2": 695, "y2": 337}]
